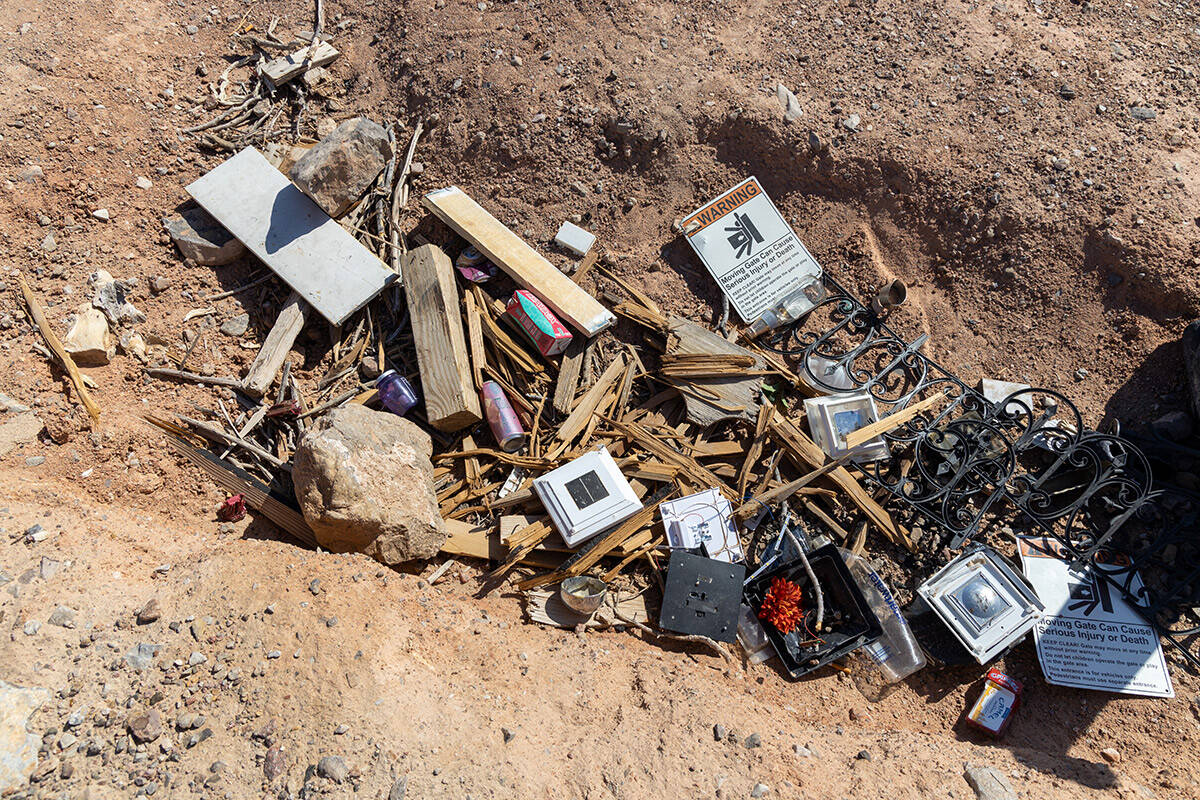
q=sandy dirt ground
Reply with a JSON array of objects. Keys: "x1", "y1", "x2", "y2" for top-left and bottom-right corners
[{"x1": 1, "y1": 0, "x2": 1199, "y2": 797}]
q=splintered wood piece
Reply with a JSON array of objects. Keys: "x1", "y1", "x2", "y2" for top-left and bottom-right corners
[
  {"x1": 602, "y1": 537, "x2": 662, "y2": 582},
  {"x1": 471, "y1": 287, "x2": 544, "y2": 375},
  {"x1": 667, "y1": 317, "x2": 763, "y2": 426},
  {"x1": 689, "y1": 439, "x2": 748, "y2": 459},
  {"x1": 488, "y1": 519, "x2": 554, "y2": 579},
  {"x1": 571, "y1": 247, "x2": 600, "y2": 284},
  {"x1": 462, "y1": 434, "x2": 482, "y2": 490},
  {"x1": 802, "y1": 498, "x2": 852, "y2": 543},
  {"x1": 843, "y1": 392, "x2": 946, "y2": 450},
  {"x1": 242, "y1": 290, "x2": 310, "y2": 398},
  {"x1": 258, "y1": 40, "x2": 339, "y2": 86},
  {"x1": 626, "y1": 461, "x2": 682, "y2": 482},
  {"x1": 612, "y1": 301, "x2": 670, "y2": 332},
  {"x1": 422, "y1": 186, "x2": 615, "y2": 335},
  {"x1": 552, "y1": 338, "x2": 590, "y2": 415},
  {"x1": 594, "y1": 264, "x2": 661, "y2": 315},
  {"x1": 602, "y1": 417, "x2": 731, "y2": 499},
  {"x1": 546, "y1": 354, "x2": 628, "y2": 459},
  {"x1": 731, "y1": 455, "x2": 851, "y2": 520},
  {"x1": 402, "y1": 244, "x2": 482, "y2": 431},
  {"x1": 463, "y1": 291, "x2": 487, "y2": 390},
  {"x1": 737, "y1": 404, "x2": 774, "y2": 499},
  {"x1": 16, "y1": 273, "x2": 101, "y2": 423},
  {"x1": 516, "y1": 496, "x2": 669, "y2": 591},
  {"x1": 769, "y1": 417, "x2": 913, "y2": 552}
]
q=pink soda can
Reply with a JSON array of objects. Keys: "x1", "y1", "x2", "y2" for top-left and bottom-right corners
[{"x1": 481, "y1": 381, "x2": 525, "y2": 452}]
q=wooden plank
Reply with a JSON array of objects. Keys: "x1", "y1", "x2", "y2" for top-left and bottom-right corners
[
  {"x1": 258, "y1": 41, "x2": 340, "y2": 87},
  {"x1": 668, "y1": 317, "x2": 763, "y2": 426},
  {"x1": 402, "y1": 245, "x2": 482, "y2": 431},
  {"x1": 843, "y1": 392, "x2": 946, "y2": 450},
  {"x1": 422, "y1": 186, "x2": 615, "y2": 336},
  {"x1": 187, "y1": 147, "x2": 395, "y2": 325},
  {"x1": 440, "y1": 518, "x2": 501, "y2": 560},
  {"x1": 242, "y1": 290, "x2": 310, "y2": 398},
  {"x1": 546, "y1": 354, "x2": 627, "y2": 459},
  {"x1": 552, "y1": 338, "x2": 587, "y2": 415}
]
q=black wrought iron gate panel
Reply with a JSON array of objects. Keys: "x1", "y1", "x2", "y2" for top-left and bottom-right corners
[{"x1": 760, "y1": 273, "x2": 1200, "y2": 669}]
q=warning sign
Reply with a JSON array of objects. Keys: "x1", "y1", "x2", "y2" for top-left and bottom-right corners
[
  {"x1": 1017, "y1": 536, "x2": 1173, "y2": 698},
  {"x1": 682, "y1": 177, "x2": 822, "y2": 323}
]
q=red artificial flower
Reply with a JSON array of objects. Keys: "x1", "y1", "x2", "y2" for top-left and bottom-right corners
[{"x1": 759, "y1": 576, "x2": 805, "y2": 634}]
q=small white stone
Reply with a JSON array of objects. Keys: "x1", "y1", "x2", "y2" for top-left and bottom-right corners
[
  {"x1": 91, "y1": 208, "x2": 110, "y2": 222},
  {"x1": 136, "y1": 176, "x2": 153, "y2": 190},
  {"x1": 554, "y1": 221, "x2": 595, "y2": 257}
]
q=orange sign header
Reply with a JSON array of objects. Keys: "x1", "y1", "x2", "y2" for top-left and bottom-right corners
[{"x1": 683, "y1": 179, "x2": 761, "y2": 234}]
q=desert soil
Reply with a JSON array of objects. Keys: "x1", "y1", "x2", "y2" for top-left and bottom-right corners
[{"x1": 1, "y1": 0, "x2": 1199, "y2": 798}]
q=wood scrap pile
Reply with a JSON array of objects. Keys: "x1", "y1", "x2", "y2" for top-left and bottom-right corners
[{"x1": 146, "y1": 103, "x2": 927, "y2": 665}]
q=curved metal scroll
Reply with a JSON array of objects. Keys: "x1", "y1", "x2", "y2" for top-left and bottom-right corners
[{"x1": 760, "y1": 272, "x2": 1198, "y2": 669}]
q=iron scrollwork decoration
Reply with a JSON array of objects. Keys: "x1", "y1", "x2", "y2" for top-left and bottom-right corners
[{"x1": 758, "y1": 271, "x2": 1200, "y2": 670}]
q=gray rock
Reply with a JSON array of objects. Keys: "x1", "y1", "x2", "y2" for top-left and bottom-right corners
[
  {"x1": 713, "y1": 723, "x2": 727, "y2": 741},
  {"x1": 289, "y1": 118, "x2": 392, "y2": 218},
  {"x1": 90, "y1": 270, "x2": 145, "y2": 327},
  {"x1": 123, "y1": 642, "x2": 162, "y2": 671},
  {"x1": 964, "y1": 764, "x2": 1017, "y2": 800},
  {"x1": 776, "y1": 84, "x2": 803, "y2": 122},
  {"x1": 135, "y1": 598, "x2": 161, "y2": 625},
  {"x1": 388, "y1": 776, "x2": 407, "y2": 800},
  {"x1": 22, "y1": 620, "x2": 40, "y2": 636},
  {"x1": 48, "y1": 606, "x2": 77, "y2": 628},
  {"x1": 317, "y1": 755, "x2": 348, "y2": 783},
  {"x1": 63, "y1": 305, "x2": 114, "y2": 366},
  {"x1": 751, "y1": 783, "x2": 769, "y2": 798},
  {"x1": 0, "y1": 413, "x2": 42, "y2": 459},
  {"x1": 0, "y1": 681, "x2": 51, "y2": 793},
  {"x1": 128, "y1": 709, "x2": 162, "y2": 742},
  {"x1": 293, "y1": 405, "x2": 446, "y2": 564},
  {"x1": 24, "y1": 456, "x2": 44, "y2": 468},
  {"x1": 263, "y1": 745, "x2": 285, "y2": 781},
  {"x1": 1150, "y1": 410, "x2": 1193, "y2": 442},
  {"x1": 1129, "y1": 106, "x2": 1157, "y2": 120},
  {"x1": 162, "y1": 207, "x2": 245, "y2": 267},
  {"x1": 17, "y1": 165, "x2": 43, "y2": 183},
  {"x1": 842, "y1": 114, "x2": 861, "y2": 131},
  {"x1": 40, "y1": 232, "x2": 56, "y2": 252},
  {"x1": 744, "y1": 733, "x2": 762, "y2": 749},
  {"x1": 219, "y1": 313, "x2": 249, "y2": 337},
  {"x1": 501, "y1": 727, "x2": 515, "y2": 743}
]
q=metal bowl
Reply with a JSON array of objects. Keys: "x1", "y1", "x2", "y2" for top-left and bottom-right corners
[{"x1": 559, "y1": 576, "x2": 607, "y2": 615}]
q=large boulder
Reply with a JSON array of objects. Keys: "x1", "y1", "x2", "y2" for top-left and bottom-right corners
[
  {"x1": 0, "y1": 680, "x2": 50, "y2": 793},
  {"x1": 293, "y1": 405, "x2": 445, "y2": 563},
  {"x1": 288, "y1": 117, "x2": 391, "y2": 218}
]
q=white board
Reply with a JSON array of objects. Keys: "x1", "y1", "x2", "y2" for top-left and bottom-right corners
[
  {"x1": 682, "y1": 177, "x2": 822, "y2": 323},
  {"x1": 186, "y1": 147, "x2": 396, "y2": 326},
  {"x1": 1017, "y1": 536, "x2": 1173, "y2": 698}
]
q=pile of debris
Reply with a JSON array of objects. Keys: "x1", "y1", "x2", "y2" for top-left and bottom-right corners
[{"x1": 13, "y1": 41, "x2": 1183, "y2": 732}]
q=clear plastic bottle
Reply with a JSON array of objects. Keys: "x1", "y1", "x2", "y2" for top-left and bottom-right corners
[
  {"x1": 841, "y1": 549, "x2": 926, "y2": 683},
  {"x1": 745, "y1": 276, "x2": 826, "y2": 338}
]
